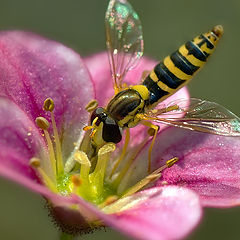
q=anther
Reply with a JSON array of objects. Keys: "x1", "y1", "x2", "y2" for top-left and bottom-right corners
[
  {"x1": 30, "y1": 157, "x2": 41, "y2": 168},
  {"x1": 44, "y1": 98, "x2": 55, "y2": 112},
  {"x1": 35, "y1": 116, "x2": 57, "y2": 177},
  {"x1": 71, "y1": 175, "x2": 82, "y2": 187},
  {"x1": 85, "y1": 99, "x2": 98, "y2": 112},
  {"x1": 166, "y1": 157, "x2": 179, "y2": 167},
  {"x1": 42, "y1": 98, "x2": 63, "y2": 174},
  {"x1": 35, "y1": 117, "x2": 50, "y2": 130},
  {"x1": 147, "y1": 125, "x2": 159, "y2": 136}
]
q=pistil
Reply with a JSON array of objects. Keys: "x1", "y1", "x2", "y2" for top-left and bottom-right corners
[
  {"x1": 122, "y1": 157, "x2": 179, "y2": 198},
  {"x1": 90, "y1": 143, "x2": 116, "y2": 196},
  {"x1": 31, "y1": 97, "x2": 179, "y2": 207},
  {"x1": 74, "y1": 150, "x2": 91, "y2": 184}
]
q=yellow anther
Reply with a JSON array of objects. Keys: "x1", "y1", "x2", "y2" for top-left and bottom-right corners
[
  {"x1": 147, "y1": 125, "x2": 159, "y2": 136},
  {"x1": 43, "y1": 98, "x2": 64, "y2": 174},
  {"x1": 43, "y1": 98, "x2": 55, "y2": 112},
  {"x1": 71, "y1": 175, "x2": 82, "y2": 187},
  {"x1": 29, "y1": 157, "x2": 41, "y2": 168},
  {"x1": 85, "y1": 99, "x2": 98, "y2": 112},
  {"x1": 166, "y1": 157, "x2": 179, "y2": 167},
  {"x1": 35, "y1": 117, "x2": 50, "y2": 130}
]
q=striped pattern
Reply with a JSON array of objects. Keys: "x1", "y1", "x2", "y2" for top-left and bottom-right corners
[
  {"x1": 142, "y1": 27, "x2": 222, "y2": 106},
  {"x1": 107, "y1": 88, "x2": 145, "y2": 127}
]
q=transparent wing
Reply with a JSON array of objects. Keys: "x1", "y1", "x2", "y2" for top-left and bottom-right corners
[
  {"x1": 145, "y1": 98, "x2": 240, "y2": 136},
  {"x1": 105, "y1": 0, "x2": 144, "y2": 91}
]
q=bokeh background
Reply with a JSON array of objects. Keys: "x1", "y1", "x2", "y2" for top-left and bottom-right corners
[{"x1": 0, "y1": 0, "x2": 240, "y2": 239}]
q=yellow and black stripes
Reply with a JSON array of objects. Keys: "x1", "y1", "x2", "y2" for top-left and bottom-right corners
[{"x1": 142, "y1": 25, "x2": 223, "y2": 106}]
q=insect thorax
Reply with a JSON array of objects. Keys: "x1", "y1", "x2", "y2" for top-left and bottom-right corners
[{"x1": 106, "y1": 88, "x2": 146, "y2": 128}]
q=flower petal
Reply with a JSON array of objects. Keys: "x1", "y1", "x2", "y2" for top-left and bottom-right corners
[
  {"x1": 0, "y1": 97, "x2": 49, "y2": 179},
  {"x1": 101, "y1": 186, "x2": 202, "y2": 240},
  {"x1": 0, "y1": 31, "x2": 95, "y2": 161},
  {"x1": 128, "y1": 127, "x2": 240, "y2": 207}
]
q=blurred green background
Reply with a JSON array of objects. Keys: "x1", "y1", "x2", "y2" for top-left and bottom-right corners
[{"x1": 0, "y1": 0, "x2": 240, "y2": 239}]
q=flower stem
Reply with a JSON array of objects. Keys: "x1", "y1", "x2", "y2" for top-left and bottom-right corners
[{"x1": 60, "y1": 232, "x2": 74, "y2": 240}]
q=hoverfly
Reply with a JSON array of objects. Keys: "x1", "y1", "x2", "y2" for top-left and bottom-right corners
[{"x1": 86, "y1": 0, "x2": 240, "y2": 173}]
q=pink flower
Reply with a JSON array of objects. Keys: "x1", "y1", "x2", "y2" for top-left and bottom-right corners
[{"x1": 0, "y1": 31, "x2": 240, "y2": 240}]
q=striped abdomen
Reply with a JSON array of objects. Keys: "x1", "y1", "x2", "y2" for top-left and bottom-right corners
[{"x1": 142, "y1": 25, "x2": 223, "y2": 106}]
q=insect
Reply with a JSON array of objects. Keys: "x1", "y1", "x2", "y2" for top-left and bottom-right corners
[{"x1": 86, "y1": 0, "x2": 240, "y2": 172}]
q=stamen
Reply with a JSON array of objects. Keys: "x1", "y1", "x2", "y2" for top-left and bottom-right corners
[
  {"x1": 112, "y1": 135, "x2": 149, "y2": 188},
  {"x1": 36, "y1": 117, "x2": 56, "y2": 177},
  {"x1": 147, "y1": 125, "x2": 159, "y2": 173},
  {"x1": 36, "y1": 117, "x2": 50, "y2": 130},
  {"x1": 122, "y1": 172, "x2": 161, "y2": 198},
  {"x1": 43, "y1": 98, "x2": 55, "y2": 112},
  {"x1": 43, "y1": 98, "x2": 63, "y2": 174},
  {"x1": 122, "y1": 157, "x2": 179, "y2": 197},
  {"x1": 166, "y1": 157, "x2": 179, "y2": 167},
  {"x1": 90, "y1": 143, "x2": 116, "y2": 194},
  {"x1": 98, "y1": 195, "x2": 119, "y2": 208},
  {"x1": 110, "y1": 128, "x2": 130, "y2": 178},
  {"x1": 85, "y1": 99, "x2": 98, "y2": 112},
  {"x1": 30, "y1": 157, "x2": 57, "y2": 192}
]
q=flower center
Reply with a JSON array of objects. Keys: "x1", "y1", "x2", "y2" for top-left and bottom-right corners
[{"x1": 30, "y1": 98, "x2": 178, "y2": 208}]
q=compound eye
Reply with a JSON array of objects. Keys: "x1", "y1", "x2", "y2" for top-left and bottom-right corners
[
  {"x1": 102, "y1": 117, "x2": 122, "y2": 144},
  {"x1": 90, "y1": 107, "x2": 107, "y2": 125}
]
